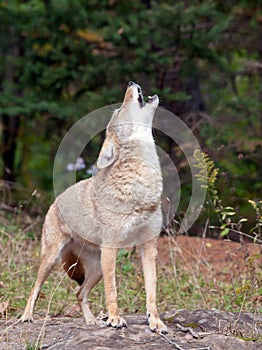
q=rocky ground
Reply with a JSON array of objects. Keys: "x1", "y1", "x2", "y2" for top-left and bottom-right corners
[
  {"x1": 0, "y1": 237, "x2": 261, "y2": 349},
  {"x1": 1, "y1": 309, "x2": 261, "y2": 349}
]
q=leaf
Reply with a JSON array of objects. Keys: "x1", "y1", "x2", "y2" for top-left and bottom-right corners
[
  {"x1": 77, "y1": 29, "x2": 104, "y2": 44},
  {"x1": 226, "y1": 212, "x2": 236, "y2": 216},
  {"x1": 248, "y1": 200, "x2": 257, "y2": 209},
  {"x1": 239, "y1": 218, "x2": 248, "y2": 223},
  {"x1": 220, "y1": 228, "x2": 230, "y2": 237},
  {"x1": 220, "y1": 223, "x2": 228, "y2": 229}
]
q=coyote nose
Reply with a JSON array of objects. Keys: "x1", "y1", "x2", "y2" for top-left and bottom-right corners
[{"x1": 128, "y1": 81, "x2": 141, "y2": 93}]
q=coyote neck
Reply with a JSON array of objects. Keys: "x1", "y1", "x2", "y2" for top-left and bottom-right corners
[{"x1": 93, "y1": 139, "x2": 162, "y2": 216}]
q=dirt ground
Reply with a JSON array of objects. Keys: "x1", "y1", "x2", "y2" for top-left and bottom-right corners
[
  {"x1": 157, "y1": 236, "x2": 262, "y2": 282},
  {"x1": 0, "y1": 237, "x2": 261, "y2": 350}
]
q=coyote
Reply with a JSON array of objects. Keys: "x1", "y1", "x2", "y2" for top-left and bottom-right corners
[{"x1": 21, "y1": 81, "x2": 167, "y2": 334}]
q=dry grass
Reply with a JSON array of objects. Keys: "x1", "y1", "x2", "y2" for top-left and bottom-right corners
[{"x1": 0, "y1": 209, "x2": 261, "y2": 324}]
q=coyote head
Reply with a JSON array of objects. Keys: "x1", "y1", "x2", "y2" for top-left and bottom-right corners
[
  {"x1": 110, "y1": 81, "x2": 159, "y2": 126},
  {"x1": 97, "y1": 82, "x2": 159, "y2": 169}
]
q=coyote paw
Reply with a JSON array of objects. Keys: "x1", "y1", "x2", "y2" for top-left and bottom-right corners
[
  {"x1": 20, "y1": 314, "x2": 33, "y2": 323},
  {"x1": 106, "y1": 315, "x2": 127, "y2": 329},
  {"x1": 147, "y1": 313, "x2": 168, "y2": 334}
]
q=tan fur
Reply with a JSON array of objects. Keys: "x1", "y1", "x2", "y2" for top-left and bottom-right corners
[{"x1": 21, "y1": 82, "x2": 167, "y2": 333}]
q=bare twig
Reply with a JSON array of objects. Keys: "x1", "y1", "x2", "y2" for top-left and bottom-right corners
[
  {"x1": 209, "y1": 226, "x2": 262, "y2": 244},
  {"x1": 176, "y1": 323, "x2": 200, "y2": 338},
  {"x1": 35, "y1": 268, "x2": 75, "y2": 349},
  {"x1": 158, "y1": 333, "x2": 185, "y2": 350},
  {"x1": 159, "y1": 332, "x2": 212, "y2": 350},
  {"x1": 21, "y1": 217, "x2": 43, "y2": 234},
  {"x1": 0, "y1": 318, "x2": 21, "y2": 340}
]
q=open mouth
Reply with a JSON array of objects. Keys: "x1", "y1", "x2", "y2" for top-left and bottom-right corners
[
  {"x1": 128, "y1": 82, "x2": 158, "y2": 107},
  {"x1": 137, "y1": 86, "x2": 145, "y2": 107},
  {"x1": 137, "y1": 86, "x2": 158, "y2": 108}
]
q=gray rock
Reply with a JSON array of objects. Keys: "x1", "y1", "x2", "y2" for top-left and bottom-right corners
[{"x1": 0, "y1": 310, "x2": 261, "y2": 350}]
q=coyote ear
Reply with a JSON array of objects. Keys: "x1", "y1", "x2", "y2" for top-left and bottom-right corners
[{"x1": 97, "y1": 138, "x2": 117, "y2": 169}]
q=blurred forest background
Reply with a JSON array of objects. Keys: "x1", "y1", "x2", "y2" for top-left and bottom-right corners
[{"x1": 0, "y1": 0, "x2": 261, "y2": 238}]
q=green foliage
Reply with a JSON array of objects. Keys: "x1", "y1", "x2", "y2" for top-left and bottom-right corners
[
  {"x1": 193, "y1": 150, "x2": 219, "y2": 189},
  {"x1": 26, "y1": 343, "x2": 40, "y2": 350},
  {"x1": 248, "y1": 200, "x2": 262, "y2": 241},
  {"x1": 0, "y1": 0, "x2": 261, "y2": 229},
  {"x1": 194, "y1": 151, "x2": 262, "y2": 242}
]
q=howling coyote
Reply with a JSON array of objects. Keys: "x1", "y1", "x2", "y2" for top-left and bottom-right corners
[{"x1": 21, "y1": 82, "x2": 167, "y2": 334}]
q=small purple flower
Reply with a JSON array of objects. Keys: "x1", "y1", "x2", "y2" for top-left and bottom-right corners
[
  {"x1": 75, "y1": 157, "x2": 86, "y2": 170},
  {"x1": 66, "y1": 163, "x2": 75, "y2": 171},
  {"x1": 86, "y1": 165, "x2": 98, "y2": 175},
  {"x1": 66, "y1": 157, "x2": 86, "y2": 171}
]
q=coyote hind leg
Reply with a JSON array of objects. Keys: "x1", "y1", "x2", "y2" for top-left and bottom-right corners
[
  {"x1": 21, "y1": 244, "x2": 62, "y2": 322},
  {"x1": 76, "y1": 249, "x2": 103, "y2": 325}
]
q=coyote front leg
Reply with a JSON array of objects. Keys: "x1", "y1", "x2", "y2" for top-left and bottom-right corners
[
  {"x1": 140, "y1": 238, "x2": 167, "y2": 333},
  {"x1": 101, "y1": 247, "x2": 127, "y2": 328}
]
